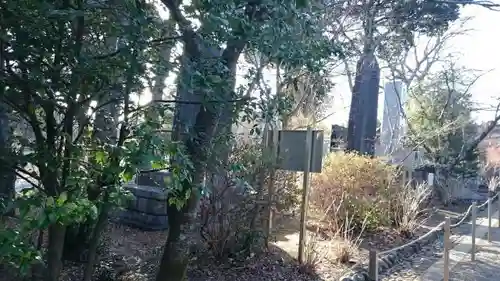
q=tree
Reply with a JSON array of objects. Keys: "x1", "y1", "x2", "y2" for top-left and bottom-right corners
[
  {"x1": 276, "y1": 66, "x2": 335, "y2": 129},
  {"x1": 0, "y1": 2, "x2": 177, "y2": 281},
  {"x1": 0, "y1": 39, "x2": 16, "y2": 213},
  {"x1": 406, "y1": 62, "x2": 480, "y2": 178},
  {"x1": 374, "y1": 14, "x2": 500, "y2": 180},
  {"x1": 381, "y1": 17, "x2": 473, "y2": 89},
  {"x1": 336, "y1": 0, "x2": 492, "y2": 155},
  {"x1": 153, "y1": 0, "x2": 339, "y2": 280}
]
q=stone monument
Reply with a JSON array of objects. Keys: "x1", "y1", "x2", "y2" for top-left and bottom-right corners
[
  {"x1": 380, "y1": 80, "x2": 406, "y2": 155},
  {"x1": 346, "y1": 53, "x2": 380, "y2": 155}
]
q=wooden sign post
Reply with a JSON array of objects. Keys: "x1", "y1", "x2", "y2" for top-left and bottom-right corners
[
  {"x1": 265, "y1": 128, "x2": 278, "y2": 245},
  {"x1": 298, "y1": 127, "x2": 313, "y2": 264},
  {"x1": 263, "y1": 127, "x2": 324, "y2": 262}
]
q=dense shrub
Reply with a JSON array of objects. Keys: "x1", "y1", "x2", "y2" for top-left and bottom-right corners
[{"x1": 310, "y1": 152, "x2": 397, "y2": 231}]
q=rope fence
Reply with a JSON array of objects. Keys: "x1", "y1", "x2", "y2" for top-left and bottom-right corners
[{"x1": 368, "y1": 192, "x2": 500, "y2": 281}]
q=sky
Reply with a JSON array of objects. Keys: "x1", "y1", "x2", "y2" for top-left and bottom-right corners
[
  {"x1": 324, "y1": 3, "x2": 500, "y2": 127},
  {"x1": 450, "y1": 3, "x2": 500, "y2": 122},
  {"x1": 151, "y1": 1, "x2": 500, "y2": 127}
]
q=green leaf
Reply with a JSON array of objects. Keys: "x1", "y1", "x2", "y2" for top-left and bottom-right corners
[
  {"x1": 48, "y1": 213, "x2": 57, "y2": 224},
  {"x1": 65, "y1": 202, "x2": 77, "y2": 212},
  {"x1": 151, "y1": 161, "x2": 163, "y2": 169},
  {"x1": 46, "y1": 197, "x2": 55, "y2": 207},
  {"x1": 95, "y1": 151, "x2": 107, "y2": 165},
  {"x1": 56, "y1": 192, "x2": 68, "y2": 206},
  {"x1": 121, "y1": 169, "x2": 134, "y2": 182}
]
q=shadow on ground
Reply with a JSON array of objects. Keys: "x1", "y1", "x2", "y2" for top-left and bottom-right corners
[
  {"x1": 450, "y1": 259, "x2": 500, "y2": 281},
  {"x1": 447, "y1": 238, "x2": 500, "y2": 281},
  {"x1": 187, "y1": 243, "x2": 326, "y2": 281}
]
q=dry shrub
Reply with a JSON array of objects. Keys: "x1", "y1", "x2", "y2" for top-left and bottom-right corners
[
  {"x1": 390, "y1": 183, "x2": 432, "y2": 237},
  {"x1": 199, "y1": 140, "x2": 300, "y2": 259},
  {"x1": 303, "y1": 198, "x2": 366, "y2": 271},
  {"x1": 330, "y1": 212, "x2": 366, "y2": 264},
  {"x1": 199, "y1": 175, "x2": 263, "y2": 259},
  {"x1": 433, "y1": 172, "x2": 461, "y2": 204},
  {"x1": 488, "y1": 176, "x2": 500, "y2": 193},
  {"x1": 311, "y1": 151, "x2": 397, "y2": 231},
  {"x1": 299, "y1": 231, "x2": 323, "y2": 275}
]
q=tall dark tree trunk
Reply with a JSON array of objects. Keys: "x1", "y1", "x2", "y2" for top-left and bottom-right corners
[
  {"x1": 0, "y1": 103, "x2": 15, "y2": 214},
  {"x1": 155, "y1": 31, "x2": 243, "y2": 281},
  {"x1": 0, "y1": 41, "x2": 15, "y2": 215}
]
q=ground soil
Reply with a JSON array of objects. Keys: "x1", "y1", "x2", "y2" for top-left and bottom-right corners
[{"x1": 0, "y1": 200, "x2": 475, "y2": 281}]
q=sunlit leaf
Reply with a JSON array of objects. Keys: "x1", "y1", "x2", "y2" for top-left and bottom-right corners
[
  {"x1": 95, "y1": 151, "x2": 107, "y2": 165},
  {"x1": 56, "y1": 192, "x2": 68, "y2": 206}
]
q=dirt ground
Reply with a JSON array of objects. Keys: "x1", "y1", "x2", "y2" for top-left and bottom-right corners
[{"x1": 0, "y1": 200, "x2": 475, "y2": 281}]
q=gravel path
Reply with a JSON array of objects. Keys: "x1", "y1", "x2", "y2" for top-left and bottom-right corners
[
  {"x1": 379, "y1": 239, "x2": 444, "y2": 281},
  {"x1": 380, "y1": 205, "x2": 493, "y2": 281},
  {"x1": 449, "y1": 238, "x2": 500, "y2": 281}
]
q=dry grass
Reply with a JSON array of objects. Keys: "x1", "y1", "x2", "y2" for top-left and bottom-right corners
[
  {"x1": 333, "y1": 214, "x2": 366, "y2": 264},
  {"x1": 298, "y1": 231, "x2": 323, "y2": 275},
  {"x1": 297, "y1": 198, "x2": 368, "y2": 277},
  {"x1": 391, "y1": 183, "x2": 432, "y2": 237}
]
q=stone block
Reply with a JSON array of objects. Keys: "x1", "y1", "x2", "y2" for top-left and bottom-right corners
[{"x1": 112, "y1": 181, "x2": 170, "y2": 231}]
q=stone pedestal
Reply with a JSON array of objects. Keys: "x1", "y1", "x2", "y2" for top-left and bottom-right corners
[{"x1": 112, "y1": 171, "x2": 171, "y2": 230}]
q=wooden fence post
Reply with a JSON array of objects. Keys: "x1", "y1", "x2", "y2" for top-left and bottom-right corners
[
  {"x1": 488, "y1": 196, "x2": 493, "y2": 242},
  {"x1": 471, "y1": 202, "x2": 477, "y2": 261},
  {"x1": 298, "y1": 127, "x2": 313, "y2": 264},
  {"x1": 497, "y1": 192, "x2": 500, "y2": 228},
  {"x1": 443, "y1": 217, "x2": 451, "y2": 281},
  {"x1": 368, "y1": 249, "x2": 378, "y2": 281}
]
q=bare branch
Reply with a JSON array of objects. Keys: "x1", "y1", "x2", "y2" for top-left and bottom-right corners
[{"x1": 434, "y1": 0, "x2": 500, "y2": 11}]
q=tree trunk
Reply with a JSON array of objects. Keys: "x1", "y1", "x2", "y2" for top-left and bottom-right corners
[
  {"x1": 155, "y1": 26, "x2": 243, "y2": 279},
  {"x1": 82, "y1": 203, "x2": 111, "y2": 281},
  {"x1": 0, "y1": 103, "x2": 15, "y2": 214},
  {"x1": 155, "y1": 180, "x2": 200, "y2": 281},
  {"x1": 46, "y1": 224, "x2": 66, "y2": 281},
  {"x1": 0, "y1": 41, "x2": 15, "y2": 216}
]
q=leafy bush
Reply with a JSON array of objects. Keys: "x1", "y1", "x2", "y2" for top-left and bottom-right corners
[{"x1": 310, "y1": 152, "x2": 397, "y2": 231}]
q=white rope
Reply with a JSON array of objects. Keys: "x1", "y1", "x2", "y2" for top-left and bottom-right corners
[{"x1": 378, "y1": 193, "x2": 498, "y2": 257}]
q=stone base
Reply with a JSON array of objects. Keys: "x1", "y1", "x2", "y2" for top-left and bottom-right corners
[
  {"x1": 112, "y1": 174, "x2": 171, "y2": 231},
  {"x1": 112, "y1": 207, "x2": 168, "y2": 231}
]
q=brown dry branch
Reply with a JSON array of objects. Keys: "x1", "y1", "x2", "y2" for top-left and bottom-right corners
[
  {"x1": 333, "y1": 214, "x2": 367, "y2": 264},
  {"x1": 391, "y1": 183, "x2": 433, "y2": 237},
  {"x1": 199, "y1": 141, "x2": 300, "y2": 260}
]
